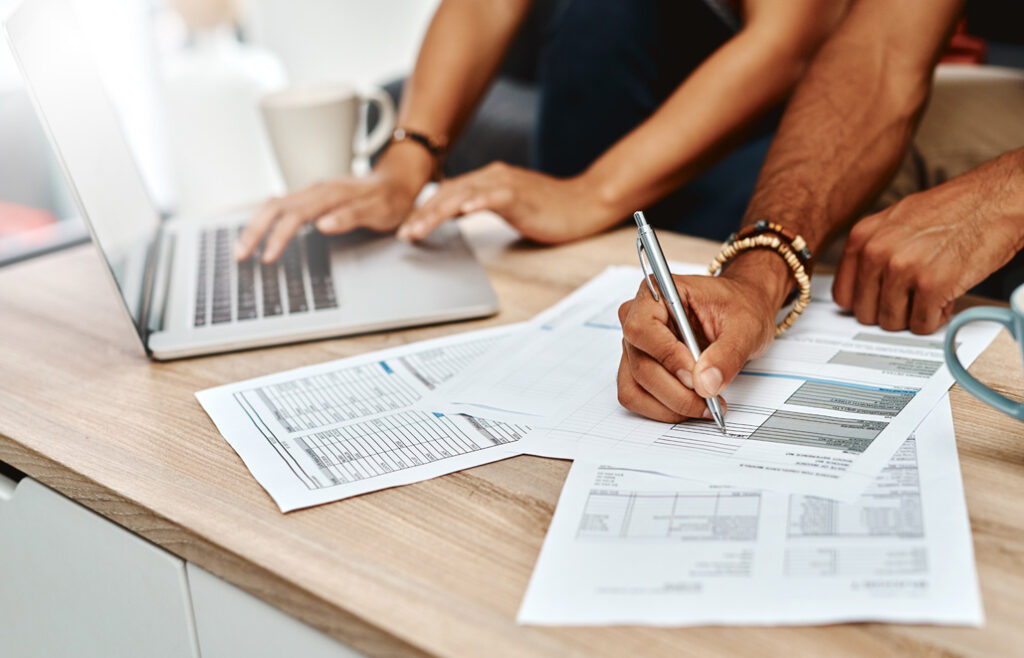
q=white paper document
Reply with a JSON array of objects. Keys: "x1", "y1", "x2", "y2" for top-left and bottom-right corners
[
  {"x1": 518, "y1": 397, "x2": 983, "y2": 626},
  {"x1": 196, "y1": 325, "x2": 530, "y2": 511},
  {"x1": 426, "y1": 266, "x2": 999, "y2": 500},
  {"x1": 418, "y1": 266, "x2": 704, "y2": 422}
]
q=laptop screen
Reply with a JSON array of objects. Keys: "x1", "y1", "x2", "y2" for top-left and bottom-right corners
[{"x1": 4, "y1": 0, "x2": 160, "y2": 340}]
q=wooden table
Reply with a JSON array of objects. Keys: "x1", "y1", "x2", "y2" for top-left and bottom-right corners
[{"x1": 1, "y1": 216, "x2": 1022, "y2": 657}]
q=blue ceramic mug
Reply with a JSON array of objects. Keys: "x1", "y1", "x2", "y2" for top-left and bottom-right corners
[{"x1": 944, "y1": 283, "x2": 1024, "y2": 420}]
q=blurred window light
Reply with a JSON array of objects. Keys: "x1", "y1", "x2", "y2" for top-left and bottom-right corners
[{"x1": 0, "y1": 0, "x2": 438, "y2": 265}]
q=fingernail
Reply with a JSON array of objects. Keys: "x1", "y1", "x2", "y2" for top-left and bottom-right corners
[
  {"x1": 698, "y1": 367, "x2": 723, "y2": 397},
  {"x1": 676, "y1": 369, "x2": 693, "y2": 389},
  {"x1": 233, "y1": 243, "x2": 247, "y2": 260},
  {"x1": 702, "y1": 408, "x2": 712, "y2": 420},
  {"x1": 316, "y1": 217, "x2": 336, "y2": 231}
]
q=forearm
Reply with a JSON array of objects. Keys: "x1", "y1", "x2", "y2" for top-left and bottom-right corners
[
  {"x1": 581, "y1": 0, "x2": 846, "y2": 231},
  {"x1": 376, "y1": 0, "x2": 531, "y2": 190},
  {"x1": 584, "y1": 36, "x2": 811, "y2": 224},
  {"x1": 743, "y1": 0, "x2": 963, "y2": 254},
  {"x1": 945, "y1": 147, "x2": 1024, "y2": 251},
  {"x1": 725, "y1": 0, "x2": 964, "y2": 305},
  {"x1": 994, "y1": 148, "x2": 1024, "y2": 248},
  {"x1": 387, "y1": 2, "x2": 529, "y2": 151}
]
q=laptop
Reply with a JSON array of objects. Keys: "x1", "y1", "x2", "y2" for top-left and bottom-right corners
[{"x1": 3, "y1": 0, "x2": 498, "y2": 360}]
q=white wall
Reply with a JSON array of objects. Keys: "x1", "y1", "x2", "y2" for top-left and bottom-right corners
[
  {"x1": 0, "y1": 0, "x2": 440, "y2": 220},
  {"x1": 1, "y1": 0, "x2": 171, "y2": 210},
  {"x1": 242, "y1": 0, "x2": 439, "y2": 89}
]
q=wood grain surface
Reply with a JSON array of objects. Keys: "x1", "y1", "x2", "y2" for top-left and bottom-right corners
[{"x1": 1, "y1": 214, "x2": 1022, "y2": 658}]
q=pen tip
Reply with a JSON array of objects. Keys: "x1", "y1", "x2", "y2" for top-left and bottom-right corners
[{"x1": 708, "y1": 400, "x2": 726, "y2": 433}]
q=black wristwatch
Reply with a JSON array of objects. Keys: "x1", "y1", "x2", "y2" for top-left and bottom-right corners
[{"x1": 390, "y1": 127, "x2": 447, "y2": 159}]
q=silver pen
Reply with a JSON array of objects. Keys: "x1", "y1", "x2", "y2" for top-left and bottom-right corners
[{"x1": 633, "y1": 211, "x2": 726, "y2": 431}]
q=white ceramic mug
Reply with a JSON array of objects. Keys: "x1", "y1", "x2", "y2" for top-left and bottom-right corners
[{"x1": 260, "y1": 84, "x2": 395, "y2": 191}]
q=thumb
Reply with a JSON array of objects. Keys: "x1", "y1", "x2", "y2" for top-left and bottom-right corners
[
  {"x1": 691, "y1": 319, "x2": 766, "y2": 399},
  {"x1": 460, "y1": 187, "x2": 514, "y2": 217},
  {"x1": 396, "y1": 210, "x2": 449, "y2": 242},
  {"x1": 315, "y1": 206, "x2": 360, "y2": 234}
]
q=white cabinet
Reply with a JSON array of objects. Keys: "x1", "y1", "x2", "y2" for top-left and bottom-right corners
[
  {"x1": 187, "y1": 563, "x2": 364, "y2": 658},
  {"x1": 0, "y1": 472, "x2": 363, "y2": 658},
  {"x1": 0, "y1": 475, "x2": 200, "y2": 658}
]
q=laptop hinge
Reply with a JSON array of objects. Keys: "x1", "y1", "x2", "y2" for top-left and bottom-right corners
[
  {"x1": 137, "y1": 223, "x2": 168, "y2": 354},
  {"x1": 147, "y1": 228, "x2": 176, "y2": 338}
]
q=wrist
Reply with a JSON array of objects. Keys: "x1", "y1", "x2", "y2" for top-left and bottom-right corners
[
  {"x1": 719, "y1": 249, "x2": 794, "y2": 311},
  {"x1": 743, "y1": 182, "x2": 829, "y2": 257},
  {"x1": 575, "y1": 166, "x2": 635, "y2": 229},
  {"x1": 374, "y1": 142, "x2": 435, "y2": 201},
  {"x1": 932, "y1": 149, "x2": 1024, "y2": 253},
  {"x1": 997, "y1": 150, "x2": 1024, "y2": 246}
]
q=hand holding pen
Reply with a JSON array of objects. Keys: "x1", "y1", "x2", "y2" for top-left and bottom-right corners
[
  {"x1": 632, "y1": 211, "x2": 726, "y2": 430},
  {"x1": 614, "y1": 210, "x2": 790, "y2": 427},
  {"x1": 617, "y1": 211, "x2": 791, "y2": 427}
]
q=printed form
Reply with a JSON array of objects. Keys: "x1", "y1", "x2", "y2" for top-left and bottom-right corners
[
  {"x1": 196, "y1": 325, "x2": 529, "y2": 511},
  {"x1": 518, "y1": 397, "x2": 983, "y2": 626},
  {"x1": 425, "y1": 266, "x2": 999, "y2": 500}
]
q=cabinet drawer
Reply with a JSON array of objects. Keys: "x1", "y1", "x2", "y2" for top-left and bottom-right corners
[
  {"x1": 188, "y1": 563, "x2": 363, "y2": 658},
  {"x1": 0, "y1": 476, "x2": 199, "y2": 658}
]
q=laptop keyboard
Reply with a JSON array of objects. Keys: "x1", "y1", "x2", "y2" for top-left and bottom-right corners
[{"x1": 193, "y1": 227, "x2": 338, "y2": 327}]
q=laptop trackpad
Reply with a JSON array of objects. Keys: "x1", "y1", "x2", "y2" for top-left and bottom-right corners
[{"x1": 329, "y1": 223, "x2": 494, "y2": 318}]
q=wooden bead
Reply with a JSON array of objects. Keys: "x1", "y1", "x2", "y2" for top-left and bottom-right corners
[{"x1": 708, "y1": 233, "x2": 812, "y2": 336}]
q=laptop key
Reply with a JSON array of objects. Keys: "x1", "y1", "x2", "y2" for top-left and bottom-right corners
[
  {"x1": 233, "y1": 226, "x2": 258, "y2": 321},
  {"x1": 304, "y1": 230, "x2": 338, "y2": 310},
  {"x1": 282, "y1": 239, "x2": 308, "y2": 313},
  {"x1": 236, "y1": 255, "x2": 258, "y2": 320},
  {"x1": 261, "y1": 260, "x2": 283, "y2": 316},
  {"x1": 211, "y1": 228, "x2": 232, "y2": 324},
  {"x1": 194, "y1": 232, "x2": 208, "y2": 326}
]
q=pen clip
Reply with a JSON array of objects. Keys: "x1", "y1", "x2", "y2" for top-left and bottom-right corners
[{"x1": 636, "y1": 237, "x2": 660, "y2": 302}]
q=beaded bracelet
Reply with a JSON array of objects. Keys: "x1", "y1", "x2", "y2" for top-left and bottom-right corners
[
  {"x1": 709, "y1": 232, "x2": 812, "y2": 336},
  {"x1": 728, "y1": 219, "x2": 812, "y2": 265}
]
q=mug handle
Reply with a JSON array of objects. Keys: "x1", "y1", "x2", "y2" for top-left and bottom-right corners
[
  {"x1": 945, "y1": 306, "x2": 1023, "y2": 419},
  {"x1": 357, "y1": 88, "x2": 396, "y2": 157}
]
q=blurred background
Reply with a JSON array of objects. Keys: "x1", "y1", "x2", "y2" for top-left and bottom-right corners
[
  {"x1": 0, "y1": 0, "x2": 438, "y2": 265},
  {"x1": 2, "y1": 0, "x2": 1022, "y2": 268}
]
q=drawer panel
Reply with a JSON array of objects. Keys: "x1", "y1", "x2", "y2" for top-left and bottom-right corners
[
  {"x1": 0, "y1": 476, "x2": 199, "y2": 658},
  {"x1": 188, "y1": 563, "x2": 363, "y2": 658}
]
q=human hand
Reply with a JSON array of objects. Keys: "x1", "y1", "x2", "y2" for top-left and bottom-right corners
[
  {"x1": 833, "y1": 154, "x2": 1024, "y2": 334},
  {"x1": 396, "y1": 162, "x2": 613, "y2": 244},
  {"x1": 235, "y1": 147, "x2": 432, "y2": 263},
  {"x1": 617, "y1": 254, "x2": 789, "y2": 422}
]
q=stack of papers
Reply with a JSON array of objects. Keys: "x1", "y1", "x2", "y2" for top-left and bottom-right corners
[
  {"x1": 196, "y1": 264, "x2": 999, "y2": 627},
  {"x1": 423, "y1": 266, "x2": 996, "y2": 501},
  {"x1": 197, "y1": 325, "x2": 529, "y2": 511},
  {"x1": 519, "y1": 399, "x2": 982, "y2": 626}
]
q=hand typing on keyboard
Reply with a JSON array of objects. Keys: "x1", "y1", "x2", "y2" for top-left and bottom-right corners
[
  {"x1": 235, "y1": 146, "x2": 433, "y2": 264},
  {"x1": 197, "y1": 227, "x2": 337, "y2": 326}
]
